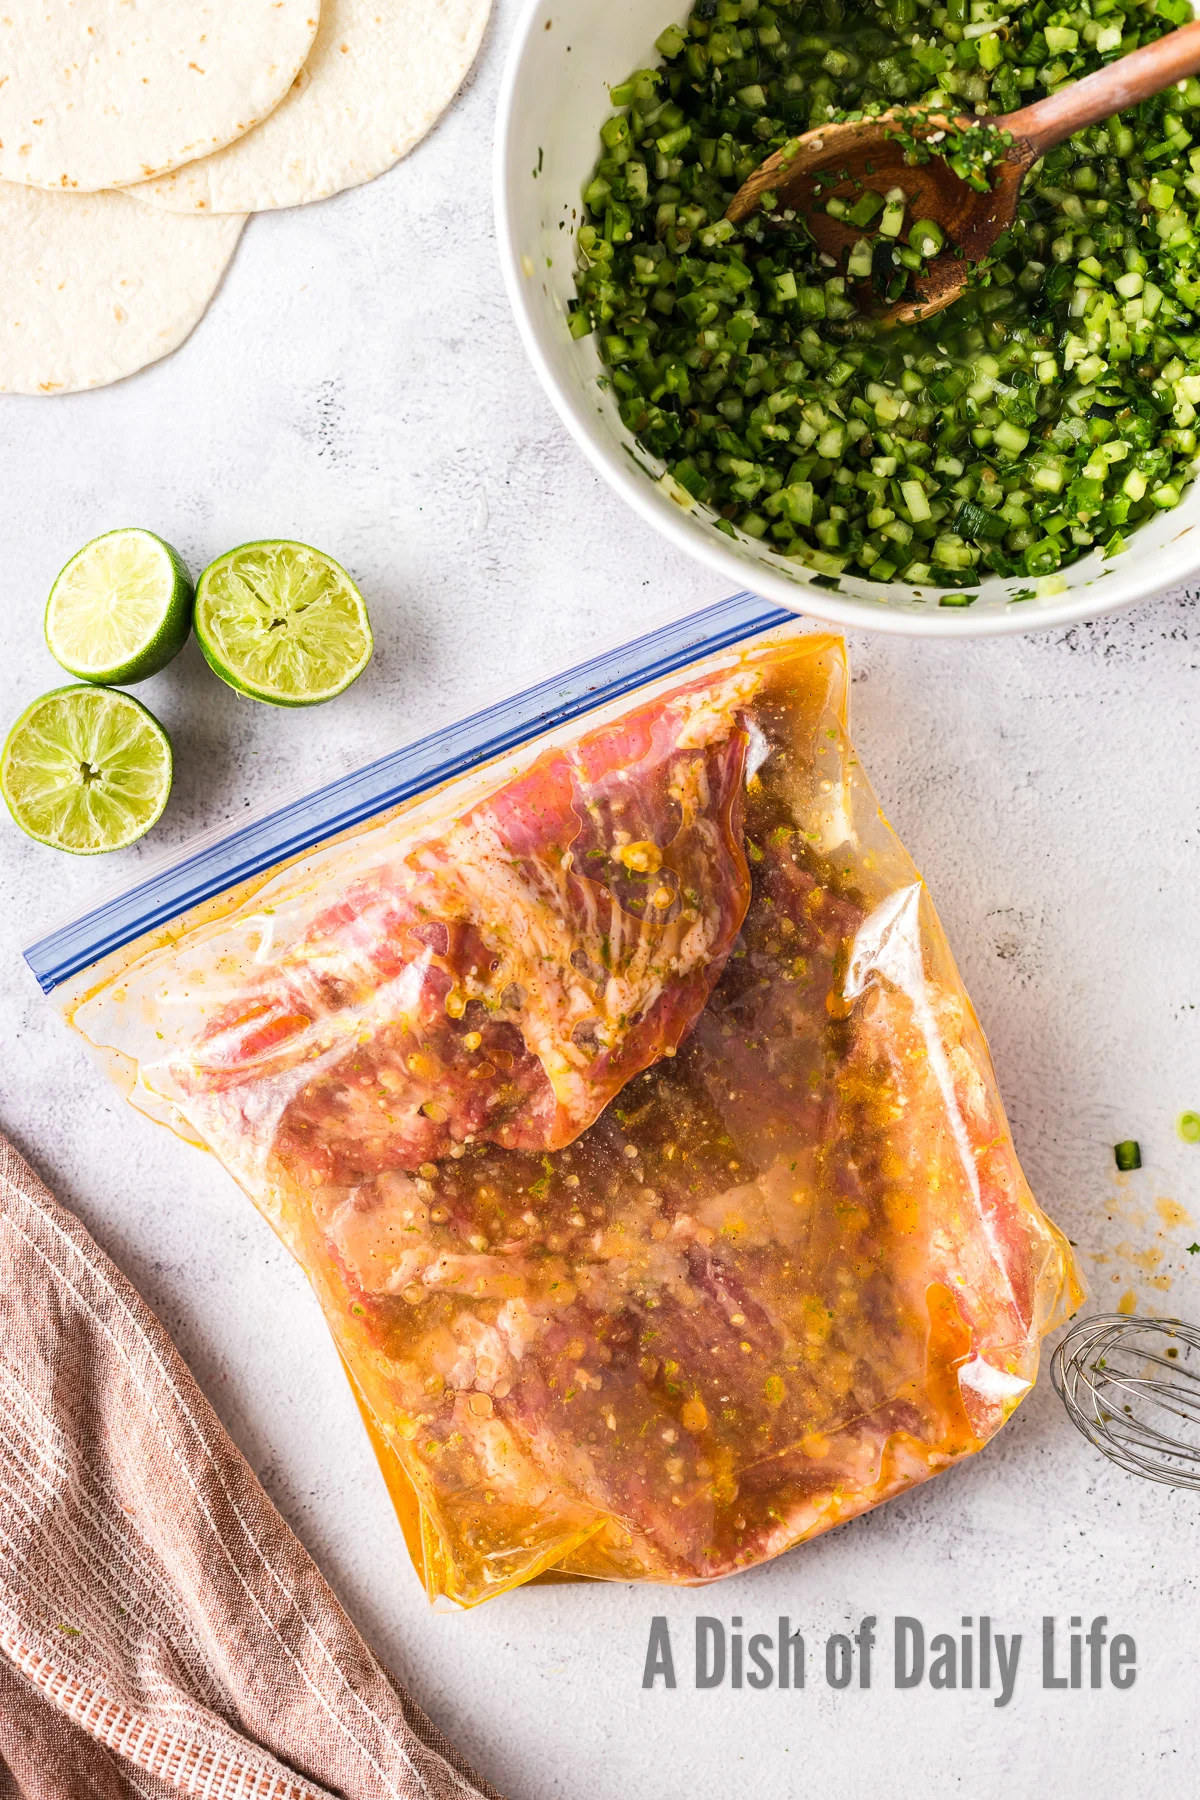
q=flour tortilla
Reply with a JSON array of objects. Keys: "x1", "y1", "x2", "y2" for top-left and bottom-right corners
[
  {"x1": 133, "y1": 0, "x2": 491, "y2": 215},
  {"x1": 0, "y1": 184, "x2": 245, "y2": 394},
  {"x1": 0, "y1": 2, "x2": 320, "y2": 192}
]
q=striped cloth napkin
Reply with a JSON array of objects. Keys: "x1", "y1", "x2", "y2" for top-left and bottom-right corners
[{"x1": 0, "y1": 1133, "x2": 501, "y2": 1800}]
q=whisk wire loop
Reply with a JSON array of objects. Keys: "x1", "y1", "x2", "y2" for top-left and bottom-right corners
[{"x1": 1051, "y1": 1313, "x2": 1200, "y2": 1489}]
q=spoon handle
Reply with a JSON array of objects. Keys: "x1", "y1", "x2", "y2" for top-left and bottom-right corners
[{"x1": 1004, "y1": 17, "x2": 1200, "y2": 155}]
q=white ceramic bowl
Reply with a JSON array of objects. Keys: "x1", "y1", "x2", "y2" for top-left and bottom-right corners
[{"x1": 495, "y1": 0, "x2": 1200, "y2": 636}]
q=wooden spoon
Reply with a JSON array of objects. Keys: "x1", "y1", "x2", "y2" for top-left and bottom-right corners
[{"x1": 726, "y1": 20, "x2": 1200, "y2": 325}]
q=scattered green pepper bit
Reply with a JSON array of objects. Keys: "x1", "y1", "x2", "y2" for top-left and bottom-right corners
[
  {"x1": 869, "y1": 106, "x2": 1017, "y2": 194},
  {"x1": 1178, "y1": 1110, "x2": 1200, "y2": 1143},
  {"x1": 575, "y1": 0, "x2": 1200, "y2": 590},
  {"x1": 1114, "y1": 1139, "x2": 1142, "y2": 1172}
]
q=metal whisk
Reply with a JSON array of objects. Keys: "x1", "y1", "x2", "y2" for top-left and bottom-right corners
[{"x1": 1051, "y1": 1312, "x2": 1200, "y2": 1489}]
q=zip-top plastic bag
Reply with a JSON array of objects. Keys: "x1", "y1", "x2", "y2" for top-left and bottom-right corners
[{"x1": 32, "y1": 598, "x2": 1082, "y2": 1607}]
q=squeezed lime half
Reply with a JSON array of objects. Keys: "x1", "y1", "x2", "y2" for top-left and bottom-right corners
[
  {"x1": 1, "y1": 686, "x2": 173, "y2": 853},
  {"x1": 45, "y1": 528, "x2": 193, "y2": 685},
  {"x1": 194, "y1": 540, "x2": 373, "y2": 706}
]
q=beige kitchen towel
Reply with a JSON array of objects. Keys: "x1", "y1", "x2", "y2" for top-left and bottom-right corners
[{"x1": 0, "y1": 1132, "x2": 503, "y2": 1800}]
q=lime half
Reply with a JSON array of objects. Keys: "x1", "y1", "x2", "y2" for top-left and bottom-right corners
[
  {"x1": 194, "y1": 540, "x2": 373, "y2": 707},
  {"x1": 45, "y1": 528, "x2": 193, "y2": 685},
  {"x1": 1, "y1": 686, "x2": 173, "y2": 853}
]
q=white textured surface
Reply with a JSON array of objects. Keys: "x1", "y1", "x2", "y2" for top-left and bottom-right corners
[{"x1": 1, "y1": 4, "x2": 1198, "y2": 1793}]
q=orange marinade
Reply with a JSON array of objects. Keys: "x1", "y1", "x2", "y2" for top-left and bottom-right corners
[{"x1": 71, "y1": 630, "x2": 1080, "y2": 1605}]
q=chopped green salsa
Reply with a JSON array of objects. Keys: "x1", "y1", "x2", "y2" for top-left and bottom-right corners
[{"x1": 573, "y1": 0, "x2": 1200, "y2": 591}]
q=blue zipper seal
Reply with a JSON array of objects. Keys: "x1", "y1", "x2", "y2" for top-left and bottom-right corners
[{"x1": 25, "y1": 591, "x2": 795, "y2": 994}]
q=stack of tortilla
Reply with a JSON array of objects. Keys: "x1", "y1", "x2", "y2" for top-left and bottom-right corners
[{"x1": 0, "y1": 0, "x2": 491, "y2": 395}]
